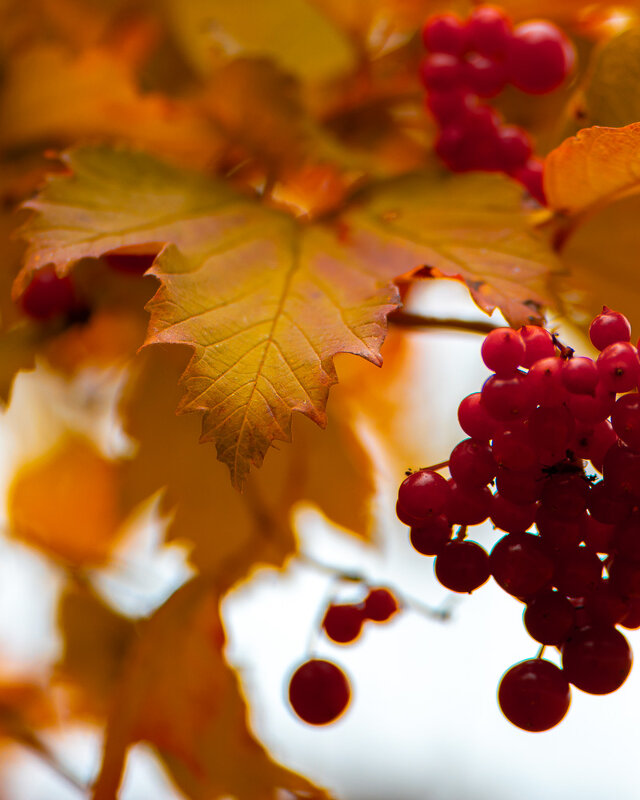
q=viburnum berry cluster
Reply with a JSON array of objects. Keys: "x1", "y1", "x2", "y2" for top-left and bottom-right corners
[
  {"x1": 288, "y1": 585, "x2": 399, "y2": 725},
  {"x1": 420, "y1": 6, "x2": 575, "y2": 203},
  {"x1": 396, "y1": 307, "x2": 640, "y2": 732}
]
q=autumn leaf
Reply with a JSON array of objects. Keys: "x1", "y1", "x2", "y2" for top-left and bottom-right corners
[
  {"x1": 20, "y1": 146, "x2": 559, "y2": 484},
  {"x1": 88, "y1": 577, "x2": 327, "y2": 800},
  {"x1": 545, "y1": 123, "x2": 640, "y2": 216},
  {"x1": 351, "y1": 169, "x2": 561, "y2": 325},
  {"x1": 164, "y1": 0, "x2": 355, "y2": 82},
  {"x1": 7, "y1": 435, "x2": 130, "y2": 566}
]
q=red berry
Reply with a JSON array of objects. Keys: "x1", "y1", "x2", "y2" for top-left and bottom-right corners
[
  {"x1": 524, "y1": 589, "x2": 575, "y2": 645},
  {"x1": 419, "y1": 53, "x2": 465, "y2": 91},
  {"x1": 20, "y1": 266, "x2": 77, "y2": 320},
  {"x1": 507, "y1": 21, "x2": 575, "y2": 94},
  {"x1": 562, "y1": 625, "x2": 632, "y2": 695},
  {"x1": 397, "y1": 469, "x2": 450, "y2": 522},
  {"x1": 435, "y1": 539, "x2": 490, "y2": 593},
  {"x1": 589, "y1": 307, "x2": 631, "y2": 351},
  {"x1": 597, "y1": 341, "x2": 640, "y2": 393},
  {"x1": 481, "y1": 327, "x2": 525, "y2": 374},
  {"x1": 458, "y1": 392, "x2": 498, "y2": 440},
  {"x1": 498, "y1": 658, "x2": 571, "y2": 732},
  {"x1": 468, "y1": 6, "x2": 512, "y2": 58},
  {"x1": 288, "y1": 659, "x2": 351, "y2": 725},
  {"x1": 464, "y1": 53, "x2": 507, "y2": 97},
  {"x1": 410, "y1": 514, "x2": 452, "y2": 555},
  {"x1": 422, "y1": 13, "x2": 469, "y2": 55},
  {"x1": 322, "y1": 604, "x2": 364, "y2": 644},
  {"x1": 519, "y1": 325, "x2": 556, "y2": 366},
  {"x1": 611, "y1": 392, "x2": 640, "y2": 450},
  {"x1": 424, "y1": 90, "x2": 473, "y2": 125},
  {"x1": 364, "y1": 588, "x2": 398, "y2": 622},
  {"x1": 490, "y1": 531, "x2": 554, "y2": 599},
  {"x1": 497, "y1": 125, "x2": 533, "y2": 172}
]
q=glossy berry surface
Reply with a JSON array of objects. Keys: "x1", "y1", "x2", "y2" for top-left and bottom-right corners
[
  {"x1": 288, "y1": 659, "x2": 351, "y2": 725},
  {"x1": 562, "y1": 626, "x2": 632, "y2": 694},
  {"x1": 322, "y1": 604, "x2": 364, "y2": 644},
  {"x1": 507, "y1": 21, "x2": 575, "y2": 94},
  {"x1": 498, "y1": 658, "x2": 571, "y2": 731},
  {"x1": 435, "y1": 539, "x2": 490, "y2": 593}
]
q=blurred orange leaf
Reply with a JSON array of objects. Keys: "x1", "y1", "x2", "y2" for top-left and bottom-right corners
[
  {"x1": 0, "y1": 46, "x2": 221, "y2": 168},
  {"x1": 90, "y1": 578, "x2": 327, "y2": 800},
  {"x1": 545, "y1": 123, "x2": 640, "y2": 215},
  {"x1": 8, "y1": 435, "x2": 128, "y2": 566}
]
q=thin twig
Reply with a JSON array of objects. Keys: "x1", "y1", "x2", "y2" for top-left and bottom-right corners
[
  {"x1": 388, "y1": 310, "x2": 499, "y2": 335},
  {"x1": 18, "y1": 730, "x2": 89, "y2": 795}
]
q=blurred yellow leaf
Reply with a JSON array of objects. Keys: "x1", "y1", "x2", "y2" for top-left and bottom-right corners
[
  {"x1": 545, "y1": 123, "x2": 640, "y2": 215},
  {"x1": 90, "y1": 578, "x2": 327, "y2": 800},
  {"x1": 557, "y1": 190, "x2": 640, "y2": 333},
  {"x1": 164, "y1": 0, "x2": 356, "y2": 82},
  {"x1": 583, "y1": 26, "x2": 640, "y2": 126},
  {"x1": 8, "y1": 435, "x2": 127, "y2": 566}
]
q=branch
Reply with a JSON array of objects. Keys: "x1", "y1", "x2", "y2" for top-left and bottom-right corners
[{"x1": 388, "y1": 310, "x2": 499, "y2": 335}]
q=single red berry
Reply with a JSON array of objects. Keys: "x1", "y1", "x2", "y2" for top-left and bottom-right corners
[
  {"x1": 421, "y1": 13, "x2": 469, "y2": 55},
  {"x1": 507, "y1": 21, "x2": 575, "y2": 94},
  {"x1": 322, "y1": 604, "x2": 364, "y2": 644},
  {"x1": 498, "y1": 658, "x2": 571, "y2": 732},
  {"x1": 562, "y1": 625, "x2": 632, "y2": 695},
  {"x1": 435, "y1": 539, "x2": 490, "y2": 593},
  {"x1": 20, "y1": 266, "x2": 77, "y2": 320},
  {"x1": 397, "y1": 469, "x2": 450, "y2": 523},
  {"x1": 467, "y1": 5, "x2": 513, "y2": 58},
  {"x1": 364, "y1": 588, "x2": 399, "y2": 622},
  {"x1": 410, "y1": 514, "x2": 452, "y2": 555},
  {"x1": 288, "y1": 659, "x2": 351, "y2": 725},
  {"x1": 464, "y1": 52, "x2": 507, "y2": 97},
  {"x1": 519, "y1": 325, "x2": 556, "y2": 366},
  {"x1": 589, "y1": 307, "x2": 631, "y2": 351}
]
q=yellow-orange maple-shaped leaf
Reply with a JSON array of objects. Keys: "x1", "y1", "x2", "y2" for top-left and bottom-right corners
[
  {"x1": 21, "y1": 147, "x2": 559, "y2": 486},
  {"x1": 545, "y1": 124, "x2": 640, "y2": 216}
]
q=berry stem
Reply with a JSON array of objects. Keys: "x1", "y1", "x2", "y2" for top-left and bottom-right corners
[
  {"x1": 389, "y1": 310, "x2": 500, "y2": 336},
  {"x1": 454, "y1": 525, "x2": 468, "y2": 540},
  {"x1": 551, "y1": 332, "x2": 574, "y2": 359},
  {"x1": 298, "y1": 553, "x2": 455, "y2": 623},
  {"x1": 536, "y1": 644, "x2": 546, "y2": 659}
]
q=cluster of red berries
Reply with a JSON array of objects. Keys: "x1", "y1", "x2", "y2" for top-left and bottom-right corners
[
  {"x1": 420, "y1": 6, "x2": 575, "y2": 203},
  {"x1": 288, "y1": 586, "x2": 399, "y2": 725},
  {"x1": 397, "y1": 307, "x2": 640, "y2": 731}
]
